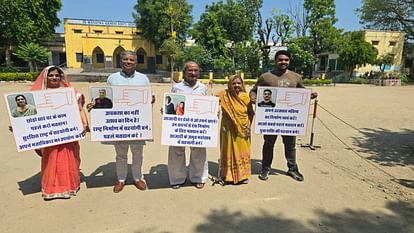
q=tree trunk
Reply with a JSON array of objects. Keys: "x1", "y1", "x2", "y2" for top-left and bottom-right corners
[
  {"x1": 170, "y1": 56, "x2": 174, "y2": 83},
  {"x1": 28, "y1": 61, "x2": 34, "y2": 72},
  {"x1": 5, "y1": 46, "x2": 12, "y2": 67}
]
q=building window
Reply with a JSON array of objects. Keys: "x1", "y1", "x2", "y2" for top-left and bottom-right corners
[
  {"x1": 73, "y1": 29, "x2": 82, "y2": 33},
  {"x1": 96, "y1": 53, "x2": 104, "y2": 63},
  {"x1": 372, "y1": 40, "x2": 379, "y2": 45},
  {"x1": 115, "y1": 31, "x2": 124, "y2": 34},
  {"x1": 389, "y1": 41, "x2": 396, "y2": 46},
  {"x1": 137, "y1": 55, "x2": 145, "y2": 64},
  {"x1": 156, "y1": 55, "x2": 163, "y2": 64},
  {"x1": 76, "y1": 53, "x2": 83, "y2": 62},
  {"x1": 94, "y1": 30, "x2": 103, "y2": 34}
]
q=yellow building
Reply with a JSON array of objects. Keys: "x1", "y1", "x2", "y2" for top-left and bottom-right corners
[
  {"x1": 316, "y1": 30, "x2": 405, "y2": 76},
  {"x1": 64, "y1": 18, "x2": 166, "y2": 71},
  {"x1": 356, "y1": 30, "x2": 405, "y2": 75}
]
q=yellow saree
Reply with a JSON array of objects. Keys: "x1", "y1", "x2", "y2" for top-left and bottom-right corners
[{"x1": 219, "y1": 88, "x2": 253, "y2": 184}]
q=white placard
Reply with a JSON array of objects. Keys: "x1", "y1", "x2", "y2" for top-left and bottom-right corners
[
  {"x1": 161, "y1": 93, "x2": 219, "y2": 147},
  {"x1": 254, "y1": 87, "x2": 311, "y2": 136},
  {"x1": 5, "y1": 88, "x2": 85, "y2": 152},
  {"x1": 89, "y1": 86, "x2": 153, "y2": 141}
]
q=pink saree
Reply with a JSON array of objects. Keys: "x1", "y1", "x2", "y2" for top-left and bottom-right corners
[{"x1": 32, "y1": 66, "x2": 82, "y2": 199}]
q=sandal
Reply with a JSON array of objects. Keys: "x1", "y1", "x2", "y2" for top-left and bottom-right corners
[{"x1": 195, "y1": 183, "x2": 205, "y2": 189}]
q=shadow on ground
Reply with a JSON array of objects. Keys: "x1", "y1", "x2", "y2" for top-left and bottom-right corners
[
  {"x1": 18, "y1": 171, "x2": 88, "y2": 195},
  {"x1": 17, "y1": 172, "x2": 41, "y2": 195},
  {"x1": 194, "y1": 201, "x2": 414, "y2": 233},
  {"x1": 85, "y1": 162, "x2": 172, "y2": 190},
  {"x1": 208, "y1": 159, "x2": 286, "y2": 181},
  {"x1": 353, "y1": 128, "x2": 414, "y2": 167}
]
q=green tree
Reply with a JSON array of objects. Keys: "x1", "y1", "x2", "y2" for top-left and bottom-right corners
[
  {"x1": 304, "y1": 0, "x2": 341, "y2": 55},
  {"x1": 304, "y1": 0, "x2": 342, "y2": 77},
  {"x1": 206, "y1": 0, "x2": 257, "y2": 43},
  {"x1": 13, "y1": 42, "x2": 49, "y2": 72},
  {"x1": 176, "y1": 45, "x2": 214, "y2": 71},
  {"x1": 337, "y1": 31, "x2": 378, "y2": 77},
  {"x1": 234, "y1": 40, "x2": 261, "y2": 77},
  {"x1": 357, "y1": 0, "x2": 414, "y2": 39},
  {"x1": 159, "y1": 38, "x2": 181, "y2": 81},
  {"x1": 288, "y1": 37, "x2": 317, "y2": 77},
  {"x1": 375, "y1": 53, "x2": 395, "y2": 74},
  {"x1": 192, "y1": 10, "x2": 228, "y2": 59},
  {"x1": 192, "y1": 0, "x2": 257, "y2": 71},
  {"x1": 133, "y1": 0, "x2": 192, "y2": 48},
  {"x1": 0, "y1": 0, "x2": 61, "y2": 67},
  {"x1": 271, "y1": 8, "x2": 294, "y2": 46}
]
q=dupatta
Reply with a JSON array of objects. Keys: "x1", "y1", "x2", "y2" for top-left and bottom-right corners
[{"x1": 219, "y1": 75, "x2": 252, "y2": 138}]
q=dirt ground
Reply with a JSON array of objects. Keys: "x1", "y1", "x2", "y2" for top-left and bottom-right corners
[{"x1": 0, "y1": 82, "x2": 413, "y2": 233}]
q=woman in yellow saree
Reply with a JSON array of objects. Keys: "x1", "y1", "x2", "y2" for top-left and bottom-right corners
[{"x1": 219, "y1": 75, "x2": 254, "y2": 184}]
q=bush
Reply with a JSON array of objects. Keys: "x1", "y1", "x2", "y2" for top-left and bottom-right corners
[
  {"x1": 303, "y1": 79, "x2": 332, "y2": 86},
  {"x1": 397, "y1": 72, "x2": 409, "y2": 84},
  {"x1": 351, "y1": 77, "x2": 368, "y2": 84},
  {"x1": 0, "y1": 72, "x2": 39, "y2": 81}
]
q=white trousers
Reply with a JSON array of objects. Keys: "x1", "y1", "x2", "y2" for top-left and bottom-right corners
[
  {"x1": 114, "y1": 142, "x2": 144, "y2": 181},
  {"x1": 168, "y1": 146, "x2": 208, "y2": 185}
]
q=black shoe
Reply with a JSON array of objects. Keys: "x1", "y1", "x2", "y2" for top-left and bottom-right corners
[
  {"x1": 259, "y1": 170, "x2": 270, "y2": 181},
  {"x1": 286, "y1": 169, "x2": 304, "y2": 182}
]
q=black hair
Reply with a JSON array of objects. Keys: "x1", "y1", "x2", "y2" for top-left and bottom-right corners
[
  {"x1": 15, "y1": 94, "x2": 27, "y2": 104},
  {"x1": 263, "y1": 89, "x2": 272, "y2": 94},
  {"x1": 275, "y1": 50, "x2": 291, "y2": 60},
  {"x1": 48, "y1": 66, "x2": 64, "y2": 77}
]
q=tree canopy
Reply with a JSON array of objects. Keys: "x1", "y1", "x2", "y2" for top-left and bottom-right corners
[
  {"x1": 357, "y1": 0, "x2": 414, "y2": 39},
  {"x1": 14, "y1": 42, "x2": 49, "y2": 72},
  {"x1": 134, "y1": 0, "x2": 193, "y2": 48},
  {"x1": 337, "y1": 31, "x2": 378, "y2": 77},
  {"x1": 304, "y1": 0, "x2": 341, "y2": 55},
  {"x1": 0, "y1": 0, "x2": 61, "y2": 66}
]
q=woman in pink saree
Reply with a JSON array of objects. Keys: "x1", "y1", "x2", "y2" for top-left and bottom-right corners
[{"x1": 32, "y1": 66, "x2": 89, "y2": 200}]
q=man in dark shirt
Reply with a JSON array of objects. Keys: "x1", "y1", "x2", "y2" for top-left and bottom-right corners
[
  {"x1": 257, "y1": 89, "x2": 276, "y2": 107},
  {"x1": 164, "y1": 96, "x2": 175, "y2": 115},
  {"x1": 87, "y1": 89, "x2": 113, "y2": 111},
  {"x1": 250, "y1": 50, "x2": 317, "y2": 182}
]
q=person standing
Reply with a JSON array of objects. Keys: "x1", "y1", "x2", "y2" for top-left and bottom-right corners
[
  {"x1": 218, "y1": 74, "x2": 254, "y2": 184},
  {"x1": 168, "y1": 61, "x2": 208, "y2": 189},
  {"x1": 107, "y1": 50, "x2": 154, "y2": 193},
  {"x1": 30, "y1": 66, "x2": 89, "y2": 200},
  {"x1": 250, "y1": 50, "x2": 317, "y2": 182}
]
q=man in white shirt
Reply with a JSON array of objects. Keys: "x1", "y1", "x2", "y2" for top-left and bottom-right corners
[
  {"x1": 107, "y1": 50, "x2": 154, "y2": 193},
  {"x1": 168, "y1": 61, "x2": 208, "y2": 189}
]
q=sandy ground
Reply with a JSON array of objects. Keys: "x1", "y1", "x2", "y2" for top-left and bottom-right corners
[{"x1": 0, "y1": 82, "x2": 413, "y2": 233}]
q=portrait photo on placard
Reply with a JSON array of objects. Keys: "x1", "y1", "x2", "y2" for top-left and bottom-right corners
[
  {"x1": 257, "y1": 87, "x2": 277, "y2": 108},
  {"x1": 89, "y1": 87, "x2": 114, "y2": 109},
  {"x1": 7, "y1": 93, "x2": 37, "y2": 118},
  {"x1": 164, "y1": 93, "x2": 186, "y2": 115}
]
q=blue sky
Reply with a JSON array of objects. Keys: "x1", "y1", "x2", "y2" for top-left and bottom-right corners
[{"x1": 57, "y1": 0, "x2": 363, "y2": 33}]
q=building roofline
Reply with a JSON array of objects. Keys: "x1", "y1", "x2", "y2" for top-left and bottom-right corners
[
  {"x1": 363, "y1": 29, "x2": 405, "y2": 34},
  {"x1": 64, "y1": 18, "x2": 136, "y2": 27}
]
